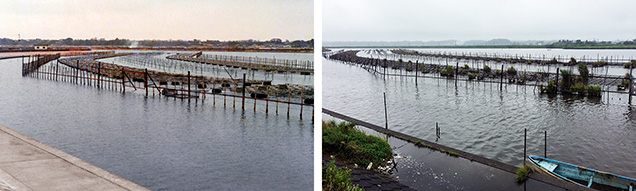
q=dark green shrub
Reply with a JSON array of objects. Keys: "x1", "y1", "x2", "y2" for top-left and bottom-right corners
[
  {"x1": 467, "y1": 72, "x2": 475, "y2": 80},
  {"x1": 507, "y1": 66, "x2": 517, "y2": 76},
  {"x1": 560, "y1": 70, "x2": 573, "y2": 90},
  {"x1": 483, "y1": 65, "x2": 491, "y2": 74},
  {"x1": 440, "y1": 65, "x2": 455, "y2": 77},
  {"x1": 578, "y1": 63, "x2": 589, "y2": 83},
  {"x1": 625, "y1": 60, "x2": 636, "y2": 69},
  {"x1": 540, "y1": 80, "x2": 558, "y2": 94},
  {"x1": 570, "y1": 82, "x2": 587, "y2": 95},
  {"x1": 322, "y1": 120, "x2": 393, "y2": 169},
  {"x1": 568, "y1": 57, "x2": 577, "y2": 65},
  {"x1": 588, "y1": 85, "x2": 601, "y2": 97}
]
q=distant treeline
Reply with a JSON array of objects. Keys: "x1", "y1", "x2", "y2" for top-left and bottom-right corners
[
  {"x1": 0, "y1": 38, "x2": 314, "y2": 49},
  {"x1": 325, "y1": 38, "x2": 636, "y2": 49}
]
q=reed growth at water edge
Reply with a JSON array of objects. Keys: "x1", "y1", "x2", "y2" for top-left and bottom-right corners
[
  {"x1": 322, "y1": 120, "x2": 393, "y2": 169},
  {"x1": 322, "y1": 160, "x2": 363, "y2": 191}
]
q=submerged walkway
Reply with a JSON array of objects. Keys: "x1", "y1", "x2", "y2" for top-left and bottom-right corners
[
  {"x1": 0, "y1": 124, "x2": 148, "y2": 191},
  {"x1": 323, "y1": 109, "x2": 593, "y2": 191}
]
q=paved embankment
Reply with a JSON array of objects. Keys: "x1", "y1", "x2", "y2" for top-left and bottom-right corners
[
  {"x1": 324, "y1": 108, "x2": 594, "y2": 191},
  {"x1": 0, "y1": 124, "x2": 148, "y2": 191}
]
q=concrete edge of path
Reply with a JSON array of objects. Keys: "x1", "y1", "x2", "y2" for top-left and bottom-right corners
[{"x1": 0, "y1": 124, "x2": 149, "y2": 191}]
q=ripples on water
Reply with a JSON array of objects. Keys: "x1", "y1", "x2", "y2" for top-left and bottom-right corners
[
  {"x1": 323, "y1": 57, "x2": 636, "y2": 178},
  {"x1": 0, "y1": 57, "x2": 313, "y2": 190}
]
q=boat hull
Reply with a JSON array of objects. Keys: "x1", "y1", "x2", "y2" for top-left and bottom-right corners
[{"x1": 528, "y1": 155, "x2": 636, "y2": 190}]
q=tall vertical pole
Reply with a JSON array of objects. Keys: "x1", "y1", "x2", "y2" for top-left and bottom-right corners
[
  {"x1": 544, "y1": 130, "x2": 547, "y2": 158},
  {"x1": 187, "y1": 71, "x2": 191, "y2": 98},
  {"x1": 55, "y1": 59, "x2": 59, "y2": 81},
  {"x1": 98, "y1": 62, "x2": 101, "y2": 88},
  {"x1": 145, "y1": 68, "x2": 148, "y2": 97},
  {"x1": 415, "y1": 60, "x2": 418, "y2": 86},
  {"x1": 524, "y1": 128, "x2": 527, "y2": 164},
  {"x1": 629, "y1": 64, "x2": 633, "y2": 105},
  {"x1": 242, "y1": 73, "x2": 246, "y2": 110},
  {"x1": 384, "y1": 92, "x2": 388, "y2": 129},
  {"x1": 76, "y1": 60, "x2": 79, "y2": 84},
  {"x1": 500, "y1": 65, "x2": 504, "y2": 91},
  {"x1": 121, "y1": 70, "x2": 125, "y2": 93},
  {"x1": 556, "y1": 68, "x2": 560, "y2": 91}
]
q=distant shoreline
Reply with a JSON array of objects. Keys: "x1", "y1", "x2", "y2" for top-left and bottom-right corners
[
  {"x1": 0, "y1": 47, "x2": 313, "y2": 54},
  {"x1": 323, "y1": 45, "x2": 636, "y2": 49},
  {"x1": 94, "y1": 47, "x2": 314, "y2": 53}
]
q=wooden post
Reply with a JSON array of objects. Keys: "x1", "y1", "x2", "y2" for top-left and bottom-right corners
[
  {"x1": 145, "y1": 68, "x2": 148, "y2": 97},
  {"x1": 287, "y1": 88, "x2": 291, "y2": 119},
  {"x1": 121, "y1": 70, "x2": 125, "y2": 93},
  {"x1": 98, "y1": 62, "x2": 101, "y2": 88},
  {"x1": 76, "y1": 60, "x2": 79, "y2": 84},
  {"x1": 524, "y1": 128, "x2": 527, "y2": 164},
  {"x1": 556, "y1": 68, "x2": 560, "y2": 91},
  {"x1": 265, "y1": 87, "x2": 269, "y2": 114},
  {"x1": 242, "y1": 73, "x2": 246, "y2": 110},
  {"x1": 415, "y1": 60, "x2": 418, "y2": 86},
  {"x1": 384, "y1": 92, "x2": 388, "y2": 129},
  {"x1": 187, "y1": 71, "x2": 191, "y2": 98},
  {"x1": 629, "y1": 64, "x2": 633, "y2": 105},
  {"x1": 300, "y1": 89, "x2": 303, "y2": 120},
  {"x1": 55, "y1": 59, "x2": 59, "y2": 81},
  {"x1": 500, "y1": 65, "x2": 504, "y2": 91},
  {"x1": 544, "y1": 130, "x2": 547, "y2": 158}
]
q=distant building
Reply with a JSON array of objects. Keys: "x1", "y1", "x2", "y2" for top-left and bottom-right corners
[{"x1": 34, "y1": 45, "x2": 48, "y2": 50}]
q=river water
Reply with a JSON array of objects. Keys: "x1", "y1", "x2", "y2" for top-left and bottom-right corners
[
  {"x1": 323, "y1": 50, "x2": 636, "y2": 179},
  {"x1": 0, "y1": 54, "x2": 313, "y2": 190},
  {"x1": 98, "y1": 51, "x2": 314, "y2": 86}
]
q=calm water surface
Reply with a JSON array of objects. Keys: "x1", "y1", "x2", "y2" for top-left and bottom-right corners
[
  {"x1": 0, "y1": 57, "x2": 313, "y2": 190},
  {"x1": 323, "y1": 55, "x2": 636, "y2": 178}
]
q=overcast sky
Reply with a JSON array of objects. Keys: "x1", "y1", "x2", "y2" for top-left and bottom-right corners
[
  {"x1": 0, "y1": 0, "x2": 313, "y2": 41},
  {"x1": 323, "y1": 0, "x2": 636, "y2": 42}
]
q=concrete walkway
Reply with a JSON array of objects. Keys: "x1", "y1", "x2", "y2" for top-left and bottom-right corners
[{"x1": 0, "y1": 124, "x2": 149, "y2": 191}]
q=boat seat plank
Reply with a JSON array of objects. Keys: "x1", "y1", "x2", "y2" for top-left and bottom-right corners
[{"x1": 538, "y1": 161, "x2": 558, "y2": 172}]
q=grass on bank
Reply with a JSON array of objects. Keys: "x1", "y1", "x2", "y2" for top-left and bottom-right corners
[
  {"x1": 323, "y1": 160, "x2": 363, "y2": 191},
  {"x1": 322, "y1": 120, "x2": 393, "y2": 169}
]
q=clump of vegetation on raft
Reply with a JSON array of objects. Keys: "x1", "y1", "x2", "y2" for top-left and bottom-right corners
[
  {"x1": 323, "y1": 160, "x2": 363, "y2": 191},
  {"x1": 322, "y1": 120, "x2": 393, "y2": 169}
]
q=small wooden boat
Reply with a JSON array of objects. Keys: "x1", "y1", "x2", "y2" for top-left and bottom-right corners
[{"x1": 528, "y1": 155, "x2": 636, "y2": 191}]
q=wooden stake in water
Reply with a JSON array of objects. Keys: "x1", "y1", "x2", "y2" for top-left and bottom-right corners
[
  {"x1": 544, "y1": 130, "x2": 547, "y2": 158},
  {"x1": 242, "y1": 73, "x2": 246, "y2": 110},
  {"x1": 524, "y1": 128, "x2": 527, "y2": 164},
  {"x1": 629, "y1": 64, "x2": 633, "y2": 105},
  {"x1": 384, "y1": 92, "x2": 388, "y2": 129}
]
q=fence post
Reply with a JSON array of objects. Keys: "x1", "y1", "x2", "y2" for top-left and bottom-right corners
[
  {"x1": 55, "y1": 59, "x2": 59, "y2": 81},
  {"x1": 556, "y1": 68, "x2": 560, "y2": 91},
  {"x1": 121, "y1": 69, "x2": 125, "y2": 93},
  {"x1": 142, "y1": 68, "x2": 147, "y2": 97},
  {"x1": 629, "y1": 64, "x2": 633, "y2": 105},
  {"x1": 415, "y1": 60, "x2": 418, "y2": 86},
  {"x1": 500, "y1": 65, "x2": 504, "y2": 91},
  {"x1": 524, "y1": 128, "x2": 527, "y2": 164},
  {"x1": 384, "y1": 92, "x2": 388, "y2": 129},
  {"x1": 242, "y1": 73, "x2": 246, "y2": 110},
  {"x1": 544, "y1": 130, "x2": 547, "y2": 158}
]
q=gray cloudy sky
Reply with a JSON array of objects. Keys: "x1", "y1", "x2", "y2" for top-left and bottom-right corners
[
  {"x1": 0, "y1": 0, "x2": 313, "y2": 41},
  {"x1": 323, "y1": 0, "x2": 636, "y2": 42}
]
